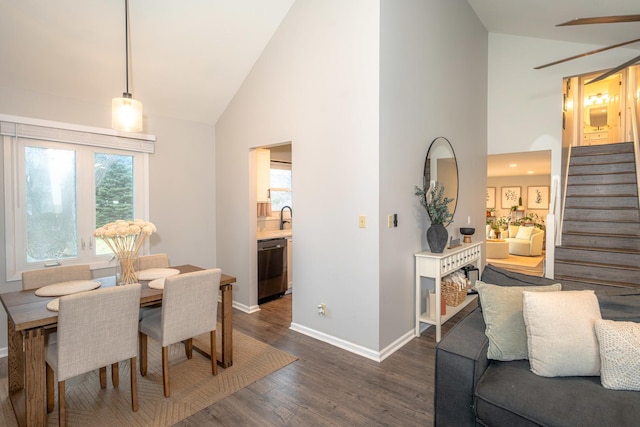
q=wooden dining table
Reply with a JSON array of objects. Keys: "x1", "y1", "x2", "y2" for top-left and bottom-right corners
[{"x1": 0, "y1": 264, "x2": 236, "y2": 427}]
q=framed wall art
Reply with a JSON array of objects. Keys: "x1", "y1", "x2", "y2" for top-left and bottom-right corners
[
  {"x1": 501, "y1": 186, "x2": 521, "y2": 209},
  {"x1": 486, "y1": 187, "x2": 496, "y2": 209},
  {"x1": 528, "y1": 186, "x2": 549, "y2": 209}
]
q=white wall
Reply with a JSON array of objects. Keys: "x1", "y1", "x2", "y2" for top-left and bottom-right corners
[
  {"x1": 217, "y1": 0, "x2": 488, "y2": 357},
  {"x1": 378, "y1": 1, "x2": 487, "y2": 349},
  {"x1": 216, "y1": 0, "x2": 381, "y2": 351},
  {"x1": 0, "y1": 86, "x2": 217, "y2": 352}
]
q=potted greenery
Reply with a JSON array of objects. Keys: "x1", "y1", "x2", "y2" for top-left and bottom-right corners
[{"x1": 415, "y1": 182, "x2": 453, "y2": 253}]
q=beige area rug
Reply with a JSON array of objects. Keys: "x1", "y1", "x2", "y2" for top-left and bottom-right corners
[
  {"x1": 0, "y1": 329, "x2": 297, "y2": 427},
  {"x1": 487, "y1": 254, "x2": 545, "y2": 276}
]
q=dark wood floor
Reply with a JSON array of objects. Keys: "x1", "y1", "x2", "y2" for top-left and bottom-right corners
[{"x1": 176, "y1": 294, "x2": 477, "y2": 426}]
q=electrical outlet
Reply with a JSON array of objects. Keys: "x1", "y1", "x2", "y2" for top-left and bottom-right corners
[
  {"x1": 387, "y1": 214, "x2": 393, "y2": 228},
  {"x1": 358, "y1": 215, "x2": 366, "y2": 228},
  {"x1": 318, "y1": 303, "x2": 327, "y2": 316}
]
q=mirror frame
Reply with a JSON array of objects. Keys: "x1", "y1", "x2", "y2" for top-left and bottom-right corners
[{"x1": 423, "y1": 136, "x2": 458, "y2": 227}]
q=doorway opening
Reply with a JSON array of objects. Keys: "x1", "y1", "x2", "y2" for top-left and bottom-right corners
[
  {"x1": 563, "y1": 65, "x2": 640, "y2": 147},
  {"x1": 486, "y1": 150, "x2": 551, "y2": 275},
  {"x1": 254, "y1": 143, "x2": 293, "y2": 311}
]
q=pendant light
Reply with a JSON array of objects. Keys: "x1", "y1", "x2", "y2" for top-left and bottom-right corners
[{"x1": 112, "y1": 0, "x2": 143, "y2": 132}]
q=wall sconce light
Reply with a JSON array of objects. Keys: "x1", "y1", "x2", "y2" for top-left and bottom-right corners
[{"x1": 112, "y1": 0, "x2": 143, "y2": 132}]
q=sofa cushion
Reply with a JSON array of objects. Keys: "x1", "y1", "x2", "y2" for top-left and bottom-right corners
[
  {"x1": 476, "y1": 281, "x2": 562, "y2": 361},
  {"x1": 475, "y1": 360, "x2": 640, "y2": 427},
  {"x1": 480, "y1": 264, "x2": 557, "y2": 288},
  {"x1": 523, "y1": 290, "x2": 602, "y2": 377},
  {"x1": 515, "y1": 226, "x2": 534, "y2": 240},
  {"x1": 595, "y1": 319, "x2": 640, "y2": 391},
  {"x1": 508, "y1": 225, "x2": 519, "y2": 238}
]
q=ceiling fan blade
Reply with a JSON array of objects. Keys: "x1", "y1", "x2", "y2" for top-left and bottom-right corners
[
  {"x1": 558, "y1": 15, "x2": 640, "y2": 26},
  {"x1": 586, "y1": 53, "x2": 640, "y2": 85},
  {"x1": 534, "y1": 38, "x2": 640, "y2": 69}
]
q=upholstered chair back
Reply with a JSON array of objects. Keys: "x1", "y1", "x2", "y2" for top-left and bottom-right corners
[
  {"x1": 160, "y1": 269, "x2": 222, "y2": 347},
  {"x1": 22, "y1": 265, "x2": 92, "y2": 290},
  {"x1": 137, "y1": 254, "x2": 170, "y2": 271},
  {"x1": 51, "y1": 283, "x2": 141, "y2": 382}
]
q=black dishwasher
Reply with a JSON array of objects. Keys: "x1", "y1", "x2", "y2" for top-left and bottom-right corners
[{"x1": 257, "y1": 238, "x2": 288, "y2": 304}]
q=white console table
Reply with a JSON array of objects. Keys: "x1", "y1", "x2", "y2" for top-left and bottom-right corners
[{"x1": 415, "y1": 241, "x2": 482, "y2": 341}]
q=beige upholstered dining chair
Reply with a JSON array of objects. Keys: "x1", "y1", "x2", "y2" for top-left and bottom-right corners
[
  {"x1": 139, "y1": 268, "x2": 222, "y2": 397},
  {"x1": 46, "y1": 283, "x2": 141, "y2": 426},
  {"x1": 137, "y1": 253, "x2": 170, "y2": 271},
  {"x1": 22, "y1": 264, "x2": 92, "y2": 290}
]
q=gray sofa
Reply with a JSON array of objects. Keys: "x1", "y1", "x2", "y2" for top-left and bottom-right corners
[{"x1": 434, "y1": 264, "x2": 640, "y2": 426}]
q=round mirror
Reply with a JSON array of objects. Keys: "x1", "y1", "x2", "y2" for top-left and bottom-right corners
[{"x1": 423, "y1": 137, "x2": 458, "y2": 227}]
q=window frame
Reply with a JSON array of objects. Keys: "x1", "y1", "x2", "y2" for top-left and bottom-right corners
[
  {"x1": 2, "y1": 114, "x2": 154, "y2": 281},
  {"x1": 269, "y1": 160, "x2": 292, "y2": 214}
]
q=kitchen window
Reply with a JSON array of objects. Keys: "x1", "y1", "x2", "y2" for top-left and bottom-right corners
[
  {"x1": 2, "y1": 115, "x2": 154, "y2": 281},
  {"x1": 269, "y1": 161, "x2": 291, "y2": 212}
]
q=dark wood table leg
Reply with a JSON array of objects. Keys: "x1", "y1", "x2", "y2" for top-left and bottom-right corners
[
  {"x1": 219, "y1": 283, "x2": 233, "y2": 368},
  {"x1": 8, "y1": 320, "x2": 46, "y2": 427}
]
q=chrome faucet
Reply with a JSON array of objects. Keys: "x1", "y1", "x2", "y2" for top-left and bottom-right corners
[{"x1": 280, "y1": 205, "x2": 292, "y2": 230}]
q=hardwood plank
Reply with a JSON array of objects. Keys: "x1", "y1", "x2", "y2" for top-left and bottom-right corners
[{"x1": 175, "y1": 295, "x2": 476, "y2": 426}]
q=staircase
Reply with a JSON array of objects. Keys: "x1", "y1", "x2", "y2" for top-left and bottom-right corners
[{"x1": 555, "y1": 142, "x2": 640, "y2": 288}]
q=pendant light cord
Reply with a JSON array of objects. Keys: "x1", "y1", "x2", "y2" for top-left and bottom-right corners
[{"x1": 125, "y1": 0, "x2": 130, "y2": 95}]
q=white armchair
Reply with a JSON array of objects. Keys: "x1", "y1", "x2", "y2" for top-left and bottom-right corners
[{"x1": 504, "y1": 226, "x2": 544, "y2": 256}]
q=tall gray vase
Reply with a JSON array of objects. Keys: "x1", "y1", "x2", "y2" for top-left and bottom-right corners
[{"x1": 426, "y1": 223, "x2": 448, "y2": 253}]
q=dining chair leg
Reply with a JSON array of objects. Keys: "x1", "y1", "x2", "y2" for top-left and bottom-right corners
[
  {"x1": 111, "y1": 362, "x2": 119, "y2": 387},
  {"x1": 130, "y1": 356, "x2": 139, "y2": 412},
  {"x1": 210, "y1": 330, "x2": 218, "y2": 376},
  {"x1": 58, "y1": 380, "x2": 66, "y2": 427},
  {"x1": 185, "y1": 338, "x2": 193, "y2": 359},
  {"x1": 46, "y1": 363, "x2": 54, "y2": 413},
  {"x1": 162, "y1": 346, "x2": 170, "y2": 397},
  {"x1": 139, "y1": 332, "x2": 148, "y2": 376},
  {"x1": 99, "y1": 366, "x2": 107, "y2": 389}
]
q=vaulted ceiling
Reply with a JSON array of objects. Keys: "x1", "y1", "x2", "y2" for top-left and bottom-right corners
[{"x1": 1, "y1": 0, "x2": 638, "y2": 128}]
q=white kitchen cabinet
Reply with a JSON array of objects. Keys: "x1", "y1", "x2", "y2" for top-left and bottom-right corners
[
  {"x1": 287, "y1": 237, "x2": 293, "y2": 290},
  {"x1": 256, "y1": 148, "x2": 271, "y2": 203}
]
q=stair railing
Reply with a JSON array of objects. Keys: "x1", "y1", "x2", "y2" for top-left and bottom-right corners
[{"x1": 627, "y1": 68, "x2": 640, "y2": 204}]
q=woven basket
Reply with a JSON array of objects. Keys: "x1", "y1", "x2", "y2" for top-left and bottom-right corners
[{"x1": 442, "y1": 276, "x2": 469, "y2": 307}]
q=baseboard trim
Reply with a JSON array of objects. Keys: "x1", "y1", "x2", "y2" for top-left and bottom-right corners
[
  {"x1": 232, "y1": 300, "x2": 261, "y2": 314},
  {"x1": 378, "y1": 329, "x2": 416, "y2": 362},
  {"x1": 290, "y1": 322, "x2": 381, "y2": 361},
  {"x1": 0, "y1": 347, "x2": 7, "y2": 358},
  {"x1": 289, "y1": 323, "x2": 415, "y2": 362}
]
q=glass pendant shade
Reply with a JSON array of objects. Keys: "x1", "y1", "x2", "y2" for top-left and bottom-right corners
[{"x1": 112, "y1": 93, "x2": 143, "y2": 132}]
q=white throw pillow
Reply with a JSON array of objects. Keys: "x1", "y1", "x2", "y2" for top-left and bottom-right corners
[
  {"x1": 476, "y1": 281, "x2": 562, "y2": 361},
  {"x1": 595, "y1": 319, "x2": 640, "y2": 391},
  {"x1": 522, "y1": 290, "x2": 602, "y2": 377},
  {"x1": 508, "y1": 225, "x2": 519, "y2": 239},
  {"x1": 515, "y1": 226, "x2": 534, "y2": 240}
]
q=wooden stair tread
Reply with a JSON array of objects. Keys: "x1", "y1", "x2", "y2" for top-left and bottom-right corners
[
  {"x1": 554, "y1": 258, "x2": 640, "y2": 271},
  {"x1": 554, "y1": 274, "x2": 638, "y2": 289},
  {"x1": 561, "y1": 230, "x2": 640, "y2": 238},
  {"x1": 557, "y1": 245, "x2": 640, "y2": 255}
]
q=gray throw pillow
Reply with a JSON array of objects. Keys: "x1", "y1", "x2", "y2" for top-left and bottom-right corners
[{"x1": 476, "y1": 281, "x2": 562, "y2": 361}]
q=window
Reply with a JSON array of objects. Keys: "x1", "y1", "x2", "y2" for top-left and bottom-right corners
[
  {"x1": 3, "y1": 115, "x2": 154, "y2": 281},
  {"x1": 269, "y1": 161, "x2": 292, "y2": 212}
]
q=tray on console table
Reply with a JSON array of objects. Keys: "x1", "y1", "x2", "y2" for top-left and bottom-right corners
[{"x1": 414, "y1": 241, "x2": 482, "y2": 342}]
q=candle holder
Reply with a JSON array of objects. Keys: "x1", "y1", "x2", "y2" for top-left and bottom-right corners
[{"x1": 460, "y1": 227, "x2": 475, "y2": 243}]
